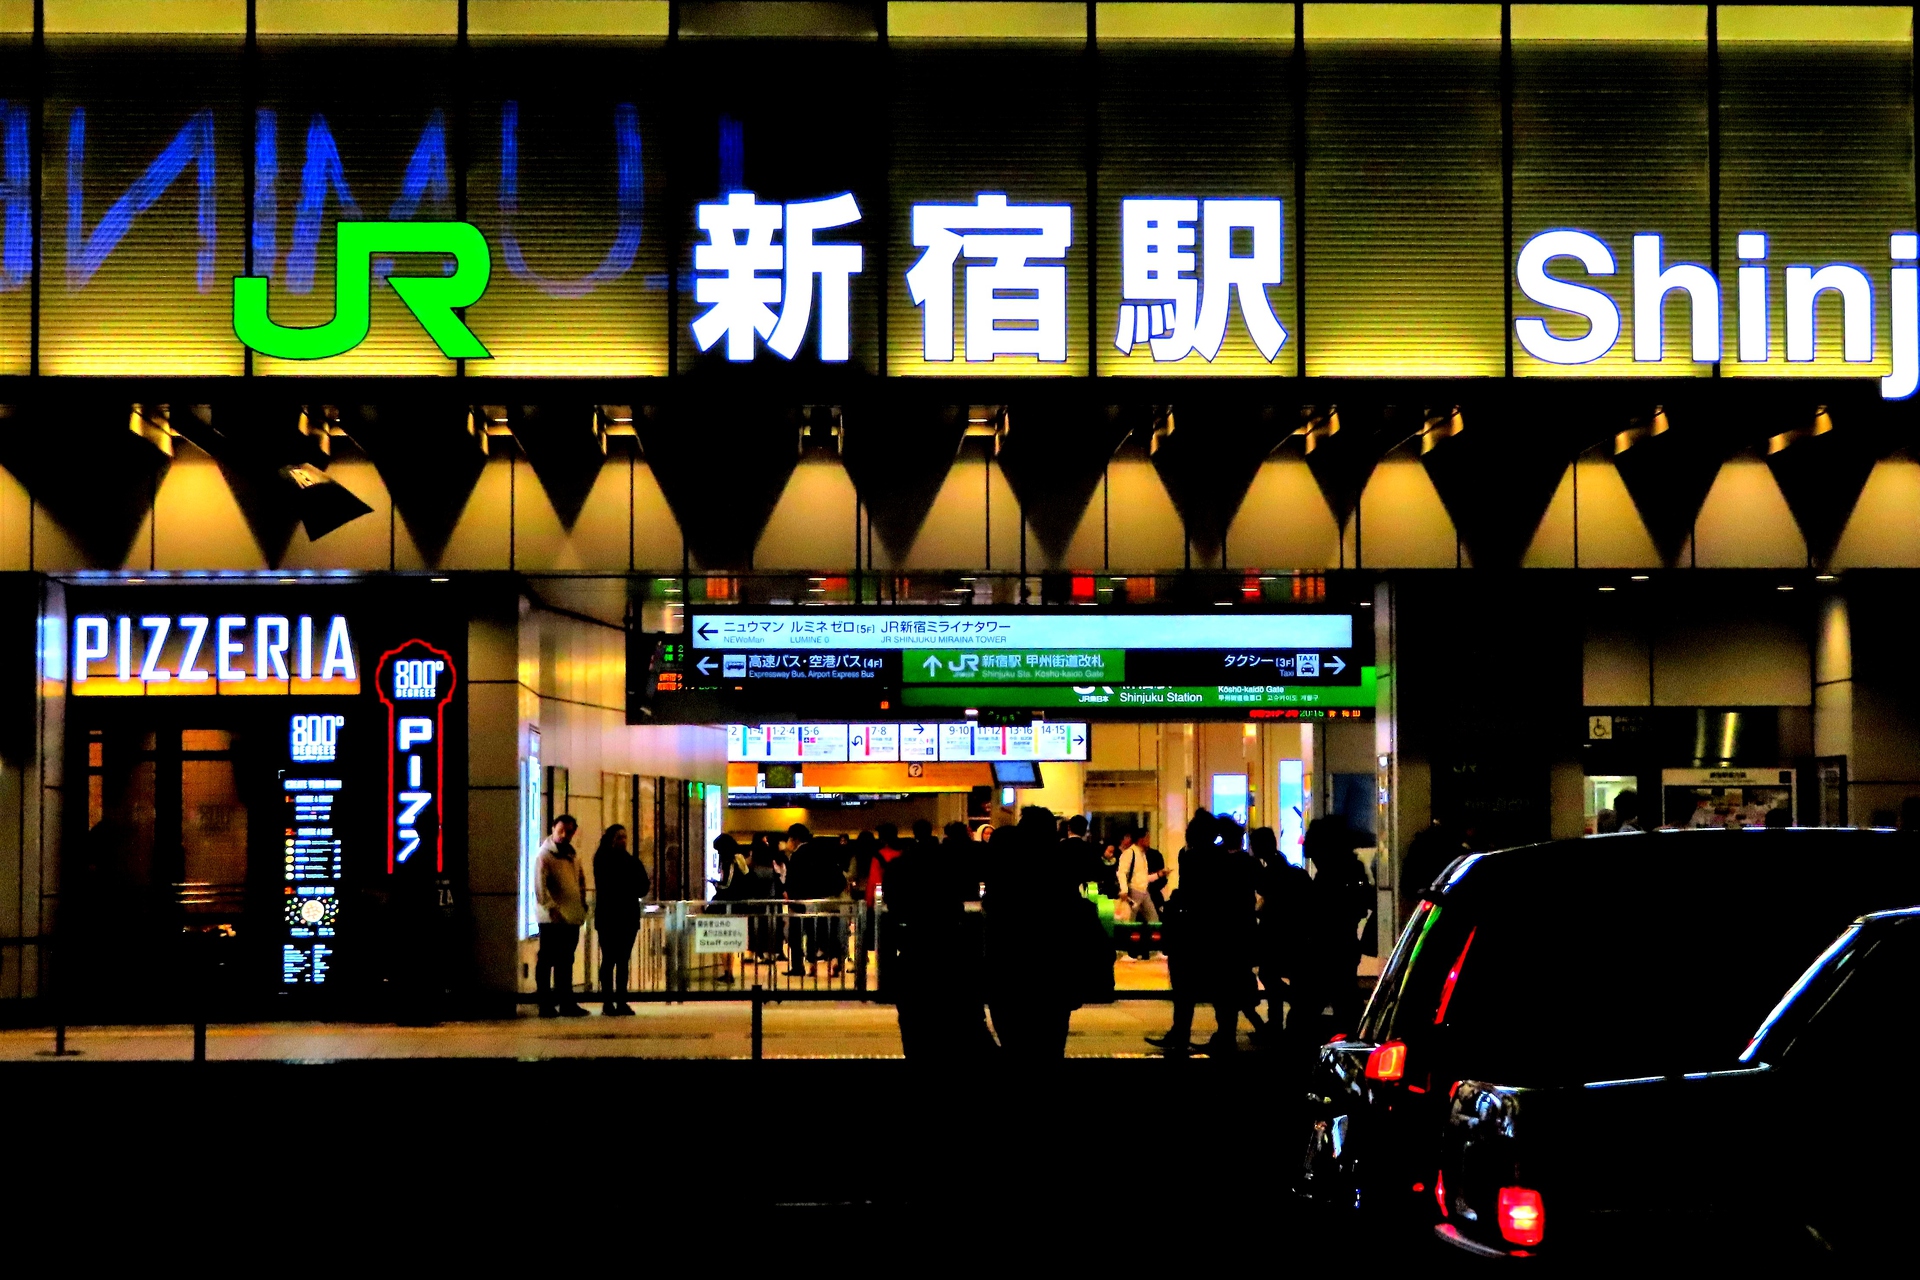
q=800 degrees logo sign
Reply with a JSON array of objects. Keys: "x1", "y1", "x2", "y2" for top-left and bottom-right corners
[{"x1": 376, "y1": 640, "x2": 457, "y2": 873}]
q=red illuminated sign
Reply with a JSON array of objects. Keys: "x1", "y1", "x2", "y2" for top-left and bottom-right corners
[{"x1": 375, "y1": 639, "x2": 458, "y2": 873}]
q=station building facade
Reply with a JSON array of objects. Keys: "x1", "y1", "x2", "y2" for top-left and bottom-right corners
[{"x1": 0, "y1": 0, "x2": 1916, "y2": 1012}]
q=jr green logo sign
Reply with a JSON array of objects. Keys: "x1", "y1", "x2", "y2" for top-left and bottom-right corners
[{"x1": 232, "y1": 221, "x2": 492, "y2": 360}]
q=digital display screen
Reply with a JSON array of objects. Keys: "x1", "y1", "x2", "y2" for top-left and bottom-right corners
[
  {"x1": 727, "y1": 721, "x2": 1088, "y2": 763},
  {"x1": 990, "y1": 761, "x2": 1042, "y2": 788}
]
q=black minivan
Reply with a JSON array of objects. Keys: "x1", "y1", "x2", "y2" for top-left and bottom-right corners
[
  {"x1": 1435, "y1": 906, "x2": 1920, "y2": 1258},
  {"x1": 1297, "y1": 829, "x2": 1920, "y2": 1242}
]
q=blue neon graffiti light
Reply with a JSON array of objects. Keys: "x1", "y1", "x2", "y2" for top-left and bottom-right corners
[
  {"x1": 499, "y1": 100, "x2": 642, "y2": 298},
  {"x1": 66, "y1": 107, "x2": 218, "y2": 292}
]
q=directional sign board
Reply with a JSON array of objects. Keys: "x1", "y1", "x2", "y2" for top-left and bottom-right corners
[
  {"x1": 689, "y1": 612, "x2": 1353, "y2": 651},
  {"x1": 643, "y1": 608, "x2": 1372, "y2": 722}
]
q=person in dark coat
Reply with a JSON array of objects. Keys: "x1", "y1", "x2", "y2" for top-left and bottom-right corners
[
  {"x1": 984, "y1": 806, "x2": 1085, "y2": 1058},
  {"x1": 1299, "y1": 816, "x2": 1375, "y2": 1039},
  {"x1": 593, "y1": 824, "x2": 648, "y2": 1015},
  {"x1": 941, "y1": 821, "x2": 995, "y2": 1050},
  {"x1": 881, "y1": 821, "x2": 992, "y2": 1058},
  {"x1": 1251, "y1": 824, "x2": 1312, "y2": 1035},
  {"x1": 944, "y1": 820, "x2": 985, "y2": 902},
  {"x1": 1149, "y1": 811, "x2": 1243, "y2": 1055},
  {"x1": 1061, "y1": 813, "x2": 1097, "y2": 887},
  {"x1": 1212, "y1": 817, "x2": 1262, "y2": 1042},
  {"x1": 783, "y1": 824, "x2": 849, "y2": 979}
]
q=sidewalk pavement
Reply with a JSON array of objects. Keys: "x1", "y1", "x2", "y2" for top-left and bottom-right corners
[{"x1": 0, "y1": 997, "x2": 1237, "y2": 1062}]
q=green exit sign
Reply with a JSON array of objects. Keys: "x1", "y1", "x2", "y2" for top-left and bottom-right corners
[{"x1": 902, "y1": 648, "x2": 1126, "y2": 683}]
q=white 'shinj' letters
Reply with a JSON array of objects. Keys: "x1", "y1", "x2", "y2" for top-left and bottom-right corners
[{"x1": 1515, "y1": 226, "x2": 1920, "y2": 400}]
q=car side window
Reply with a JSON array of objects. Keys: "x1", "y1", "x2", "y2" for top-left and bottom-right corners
[
  {"x1": 1362, "y1": 898, "x2": 1473, "y2": 1044},
  {"x1": 1776, "y1": 925, "x2": 1920, "y2": 1067}
]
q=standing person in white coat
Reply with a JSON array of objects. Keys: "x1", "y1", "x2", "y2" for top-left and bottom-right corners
[
  {"x1": 534, "y1": 815, "x2": 588, "y2": 1017},
  {"x1": 1117, "y1": 830, "x2": 1159, "y2": 959}
]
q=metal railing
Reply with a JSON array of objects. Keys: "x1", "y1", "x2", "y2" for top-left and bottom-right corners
[
  {"x1": 4, "y1": 901, "x2": 1212, "y2": 1061},
  {"x1": 659, "y1": 898, "x2": 872, "y2": 995}
]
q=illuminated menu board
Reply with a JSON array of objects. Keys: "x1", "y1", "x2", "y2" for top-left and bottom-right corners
[
  {"x1": 282, "y1": 751, "x2": 346, "y2": 987},
  {"x1": 283, "y1": 779, "x2": 344, "y2": 881}
]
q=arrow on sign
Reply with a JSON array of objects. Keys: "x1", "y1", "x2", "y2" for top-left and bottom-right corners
[
  {"x1": 1326, "y1": 654, "x2": 1346, "y2": 675},
  {"x1": 922, "y1": 655, "x2": 942, "y2": 677},
  {"x1": 697, "y1": 623, "x2": 717, "y2": 640},
  {"x1": 696, "y1": 656, "x2": 716, "y2": 675}
]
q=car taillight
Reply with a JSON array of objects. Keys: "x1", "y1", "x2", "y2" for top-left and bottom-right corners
[
  {"x1": 1497, "y1": 1186, "x2": 1545, "y2": 1247},
  {"x1": 1364, "y1": 1039, "x2": 1407, "y2": 1081},
  {"x1": 1435, "y1": 1169, "x2": 1448, "y2": 1217},
  {"x1": 1327, "y1": 1032, "x2": 1347, "y2": 1044}
]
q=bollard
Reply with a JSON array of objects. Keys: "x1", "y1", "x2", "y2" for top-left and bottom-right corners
[
  {"x1": 751, "y1": 984, "x2": 764, "y2": 1061},
  {"x1": 48, "y1": 945, "x2": 79, "y2": 1057}
]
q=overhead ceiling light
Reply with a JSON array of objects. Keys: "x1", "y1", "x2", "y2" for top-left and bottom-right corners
[
  {"x1": 1777, "y1": 585, "x2": 1794, "y2": 591},
  {"x1": 1598, "y1": 586, "x2": 1617, "y2": 592},
  {"x1": 1630, "y1": 574, "x2": 1649, "y2": 581},
  {"x1": 1815, "y1": 573, "x2": 1836, "y2": 581}
]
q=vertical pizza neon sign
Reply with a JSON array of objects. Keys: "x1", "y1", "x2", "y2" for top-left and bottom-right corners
[{"x1": 375, "y1": 640, "x2": 457, "y2": 873}]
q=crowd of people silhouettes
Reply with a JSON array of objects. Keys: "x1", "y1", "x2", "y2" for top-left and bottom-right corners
[{"x1": 540, "y1": 802, "x2": 1383, "y2": 1055}]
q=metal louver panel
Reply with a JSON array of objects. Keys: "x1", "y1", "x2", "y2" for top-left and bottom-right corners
[
  {"x1": 1720, "y1": 18, "x2": 1914, "y2": 381},
  {"x1": 1512, "y1": 26, "x2": 1710, "y2": 377},
  {"x1": 1304, "y1": 23, "x2": 1504, "y2": 376},
  {"x1": 889, "y1": 39, "x2": 1090, "y2": 376},
  {"x1": 465, "y1": 39, "x2": 667, "y2": 377},
  {"x1": 1098, "y1": 35, "x2": 1296, "y2": 377},
  {"x1": 252, "y1": 36, "x2": 457, "y2": 376},
  {"x1": 40, "y1": 35, "x2": 245, "y2": 374}
]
